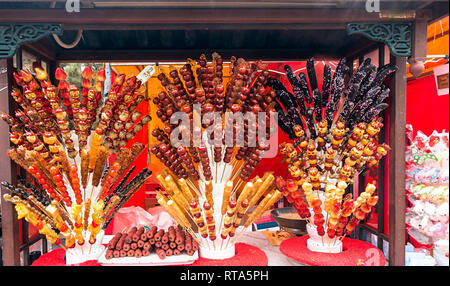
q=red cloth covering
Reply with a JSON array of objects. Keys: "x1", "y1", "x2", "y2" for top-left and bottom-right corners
[
  {"x1": 32, "y1": 243, "x2": 267, "y2": 266},
  {"x1": 184, "y1": 243, "x2": 268, "y2": 266},
  {"x1": 31, "y1": 248, "x2": 101, "y2": 266},
  {"x1": 280, "y1": 236, "x2": 385, "y2": 266}
]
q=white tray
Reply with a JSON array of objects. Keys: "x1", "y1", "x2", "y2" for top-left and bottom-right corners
[{"x1": 98, "y1": 235, "x2": 198, "y2": 266}]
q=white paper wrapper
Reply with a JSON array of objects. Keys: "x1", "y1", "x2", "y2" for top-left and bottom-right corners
[
  {"x1": 193, "y1": 132, "x2": 240, "y2": 259},
  {"x1": 197, "y1": 181, "x2": 237, "y2": 259},
  {"x1": 65, "y1": 230, "x2": 106, "y2": 265},
  {"x1": 306, "y1": 224, "x2": 343, "y2": 253},
  {"x1": 199, "y1": 243, "x2": 235, "y2": 259},
  {"x1": 306, "y1": 191, "x2": 343, "y2": 253}
]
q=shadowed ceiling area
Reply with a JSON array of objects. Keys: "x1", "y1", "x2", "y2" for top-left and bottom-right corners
[{"x1": 44, "y1": 29, "x2": 370, "y2": 61}]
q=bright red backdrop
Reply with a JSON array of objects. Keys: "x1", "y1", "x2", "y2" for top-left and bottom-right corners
[{"x1": 406, "y1": 75, "x2": 449, "y2": 136}]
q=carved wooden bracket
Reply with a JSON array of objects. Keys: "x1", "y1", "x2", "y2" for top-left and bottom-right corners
[
  {"x1": 347, "y1": 22, "x2": 412, "y2": 57},
  {"x1": 0, "y1": 23, "x2": 63, "y2": 59}
]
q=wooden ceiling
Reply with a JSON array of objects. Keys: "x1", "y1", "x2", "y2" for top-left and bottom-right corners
[
  {"x1": 1, "y1": 1, "x2": 448, "y2": 62},
  {"x1": 0, "y1": 0, "x2": 448, "y2": 11}
]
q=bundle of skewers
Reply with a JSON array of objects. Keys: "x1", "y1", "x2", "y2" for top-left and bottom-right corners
[
  {"x1": 155, "y1": 169, "x2": 281, "y2": 253},
  {"x1": 0, "y1": 63, "x2": 152, "y2": 255},
  {"x1": 151, "y1": 53, "x2": 282, "y2": 254},
  {"x1": 269, "y1": 57, "x2": 396, "y2": 248}
]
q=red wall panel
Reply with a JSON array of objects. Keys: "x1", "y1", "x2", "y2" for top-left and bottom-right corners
[{"x1": 406, "y1": 75, "x2": 449, "y2": 136}]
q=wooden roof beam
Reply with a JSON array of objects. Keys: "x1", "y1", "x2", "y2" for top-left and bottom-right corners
[{"x1": 0, "y1": 8, "x2": 428, "y2": 26}]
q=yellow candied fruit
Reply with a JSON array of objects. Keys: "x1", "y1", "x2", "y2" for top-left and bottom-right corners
[
  {"x1": 360, "y1": 192, "x2": 371, "y2": 200},
  {"x1": 302, "y1": 182, "x2": 313, "y2": 192},
  {"x1": 93, "y1": 200, "x2": 105, "y2": 212},
  {"x1": 65, "y1": 235, "x2": 76, "y2": 248},
  {"x1": 47, "y1": 236, "x2": 57, "y2": 244},
  {"x1": 336, "y1": 189, "x2": 345, "y2": 196},
  {"x1": 337, "y1": 181, "x2": 348, "y2": 190},
  {"x1": 365, "y1": 184, "x2": 377, "y2": 194},
  {"x1": 15, "y1": 203, "x2": 30, "y2": 219},
  {"x1": 75, "y1": 232, "x2": 84, "y2": 241}
]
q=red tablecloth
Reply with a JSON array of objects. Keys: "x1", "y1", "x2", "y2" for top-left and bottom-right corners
[
  {"x1": 183, "y1": 243, "x2": 268, "y2": 266},
  {"x1": 32, "y1": 243, "x2": 268, "y2": 266},
  {"x1": 32, "y1": 248, "x2": 101, "y2": 266},
  {"x1": 280, "y1": 236, "x2": 385, "y2": 266}
]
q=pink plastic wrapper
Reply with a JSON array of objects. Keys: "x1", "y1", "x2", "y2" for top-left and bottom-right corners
[
  {"x1": 147, "y1": 206, "x2": 178, "y2": 231},
  {"x1": 111, "y1": 206, "x2": 177, "y2": 234}
]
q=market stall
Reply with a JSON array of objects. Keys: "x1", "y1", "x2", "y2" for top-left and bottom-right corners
[{"x1": 0, "y1": 0, "x2": 448, "y2": 266}]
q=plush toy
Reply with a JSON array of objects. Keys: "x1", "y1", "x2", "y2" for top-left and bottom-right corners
[
  {"x1": 435, "y1": 202, "x2": 449, "y2": 224},
  {"x1": 412, "y1": 199, "x2": 426, "y2": 216},
  {"x1": 406, "y1": 128, "x2": 448, "y2": 248}
]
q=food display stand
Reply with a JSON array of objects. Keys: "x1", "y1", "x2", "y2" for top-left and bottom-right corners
[{"x1": 0, "y1": 0, "x2": 448, "y2": 266}]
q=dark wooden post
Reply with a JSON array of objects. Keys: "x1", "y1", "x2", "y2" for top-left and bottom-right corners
[
  {"x1": 0, "y1": 57, "x2": 20, "y2": 266},
  {"x1": 388, "y1": 55, "x2": 407, "y2": 266},
  {"x1": 377, "y1": 44, "x2": 386, "y2": 251}
]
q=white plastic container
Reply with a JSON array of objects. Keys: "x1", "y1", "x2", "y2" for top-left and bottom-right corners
[
  {"x1": 306, "y1": 191, "x2": 343, "y2": 253},
  {"x1": 65, "y1": 230, "x2": 106, "y2": 265}
]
